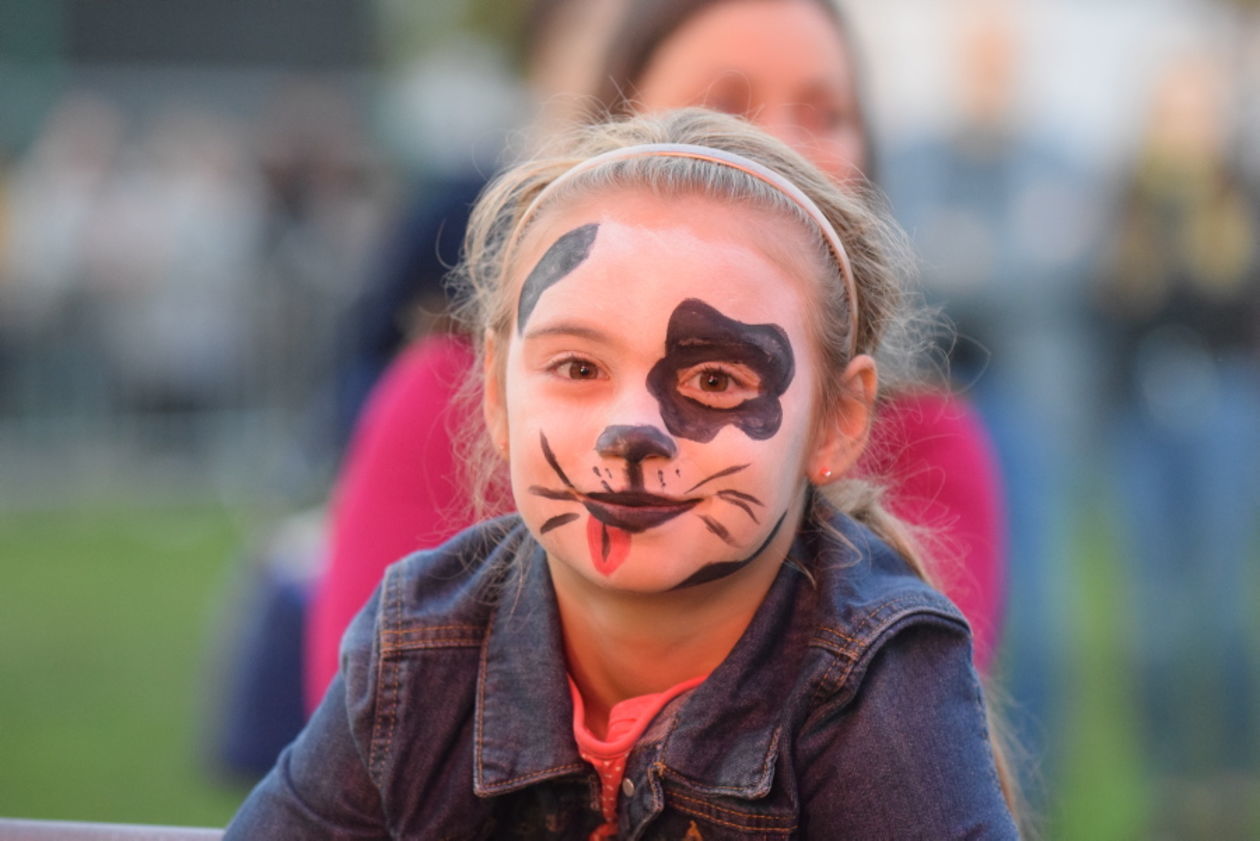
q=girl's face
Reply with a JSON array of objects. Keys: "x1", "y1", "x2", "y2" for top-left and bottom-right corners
[
  {"x1": 487, "y1": 190, "x2": 830, "y2": 594},
  {"x1": 634, "y1": 0, "x2": 866, "y2": 184}
]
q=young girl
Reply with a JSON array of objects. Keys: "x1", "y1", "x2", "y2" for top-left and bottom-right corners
[
  {"x1": 307, "y1": 0, "x2": 1007, "y2": 712},
  {"x1": 227, "y1": 110, "x2": 1018, "y2": 839}
]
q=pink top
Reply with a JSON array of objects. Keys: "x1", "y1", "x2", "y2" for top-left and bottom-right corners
[
  {"x1": 305, "y1": 334, "x2": 1006, "y2": 711},
  {"x1": 305, "y1": 334, "x2": 475, "y2": 709},
  {"x1": 569, "y1": 675, "x2": 707, "y2": 839},
  {"x1": 856, "y1": 391, "x2": 1007, "y2": 671}
]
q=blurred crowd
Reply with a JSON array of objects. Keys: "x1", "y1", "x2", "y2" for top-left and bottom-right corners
[
  {"x1": 881, "y1": 5, "x2": 1260, "y2": 833},
  {"x1": 1, "y1": 0, "x2": 1258, "y2": 836},
  {"x1": 0, "y1": 78, "x2": 390, "y2": 496}
]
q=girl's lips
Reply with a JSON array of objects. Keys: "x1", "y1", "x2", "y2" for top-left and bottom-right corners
[{"x1": 580, "y1": 491, "x2": 700, "y2": 533}]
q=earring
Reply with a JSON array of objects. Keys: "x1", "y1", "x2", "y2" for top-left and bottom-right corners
[{"x1": 818, "y1": 467, "x2": 833, "y2": 482}]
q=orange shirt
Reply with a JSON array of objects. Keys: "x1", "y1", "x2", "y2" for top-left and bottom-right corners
[{"x1": 568, "y1": 675, "x2": 707, "y2": 839}]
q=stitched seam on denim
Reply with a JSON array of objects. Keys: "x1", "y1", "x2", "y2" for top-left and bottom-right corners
[
  {"x1": 968, "y1": 658, "x2": 1007, "y2": 806},
  {"x1": 368, "y1": 567, "x2": 401, "y2": 784},
  {"x1": 845, "y1": 598, "x2": 924, "y2": 641},
  {"x1": 655, "y1": 731, "x2": 777, "y2": 798},
  {"x1": 380, "y1": 623, "x2": 484, "y2": 635},
  {"x1": 814, "y1": 626, "x2": 860, "y2": 645},
  {"x1": 807, "y1": 653, "x2": 851, "y2": 711},
  {"x1": 381, "y1": 638, "x2": 483, "y2": 653},
  {"x1": 472, "y1": 607, "x2": 582, "y2": 793},
  {"x1": 378, "y1": 622, "x2": 481, "y2": 655},
  {"x1": 658, "y1": 764, "x2": 773, "y2": 797},
  {"x1": 807, "y1": 628, "x2": 861, "y2": 665},
  {"x1": 804, "y1": 610, "x2": 970, "y2": 735},
  {"x1": 822, "y1": 605, "x2": 959, "y2": 671},
  {"x1": 666, "y1": 791, "x2": 796, "y2": 825},
  {"x1": 810, "y1": 598, "x2": 965, "y2": 658},
  {"x1": 667, "y1": 796, "x2": 797, "y2": 834},
  {"x1": 476, "y1": 762, "x2": 591, "y2": 793},
  {"x1": 474, "y1": 612, "x2": 491, "y2": 790},
  {"x1": 805, "y1": 607, "x2": 946, "y2": 726}
]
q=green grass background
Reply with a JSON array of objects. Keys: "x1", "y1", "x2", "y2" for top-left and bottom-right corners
[
  {"x1": 0, "y1": 500, "x2": 1254, "y2": 835},
  {"x1": 0, "y1": 503, "x2": 250, "y2": 826}
]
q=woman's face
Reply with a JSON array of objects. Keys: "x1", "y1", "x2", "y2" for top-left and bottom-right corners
[
  {"x1": 488, "y1": 189, "x2": 826, "y2": 594},
  {"x1": 634, "y1": 0, "x2": 866, "y2": 184}
]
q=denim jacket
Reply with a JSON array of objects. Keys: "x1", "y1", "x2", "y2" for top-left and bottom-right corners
[{"x1": 225, "y1": 512, "x2": 1018, "y2": 840}]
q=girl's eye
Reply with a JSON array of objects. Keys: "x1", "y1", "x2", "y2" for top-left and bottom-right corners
[
  {"x1": 569, "y1": 361, "x2": 597, "y2": 379},
  {"x1": 699, "y1": 370, "x2": 731, "y2": 392},
  {"x1": 552, "y1": 357, "x2": 602, "y2": 381},
  {"x1": 677, "y1": 364, "x2": 761, "y2": 409}
]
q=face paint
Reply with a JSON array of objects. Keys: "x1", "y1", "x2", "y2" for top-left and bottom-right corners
[
  {"x1": 501, "y1": 192, "x2": 823, "y2": 594},
  {"x1": 516, "y1": 223, "x2": 599, "y2": 334},
  {"x1": 531, "y1": 430, "x2": 700, "y2": 576},
  {"x1": 587, "y1": 516, "x2": 631, "y2": 576},
  {"x1": 531, "y1": 431, "x2": 700, "y2": 534},
  {"x1": 672, "y1": 511, "x2": 788, "y2": 589},
  {"x1": 647, "y1": 299, "x2": 795, "y2": 443},
  {"x1": 530, "y1": 430, "x2": 778, "y2": 578},
  {"x1": 595, "y1": 424, "x2": 677, "y2": 490}
]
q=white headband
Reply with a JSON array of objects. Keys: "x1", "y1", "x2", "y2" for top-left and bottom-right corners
[{"x1": 507, "y1": 142, "x2": 860, "y2": 357}]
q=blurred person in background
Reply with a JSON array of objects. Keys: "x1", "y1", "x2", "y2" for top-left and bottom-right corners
[
  {"x1": 83, "y1": 107, "x2": 262, "y2": 432},
  {"x1": 1, "y1": 93, "x2": 125, "y2": 419},
  {"x1": 209, "y1": 76, "x2": 390, "y2": 781},
  {"x1": 305, "y1": 0, "x2": 1009, "y2": 742},
  {"x1": 329, "y1": 0, "x2": 623, "y2": 451},
  {"x1": 1093, "y1": 48, "x2": 1260, "y2": 835},
  {"x1": 256, "y1": 78, "x2": 388, "y2": 478},
  {"x1": 882, "y1": 0, "x2": 1102, "y2": 803}
]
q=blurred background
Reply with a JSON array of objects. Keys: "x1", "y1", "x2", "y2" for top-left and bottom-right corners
[{"x1": 0, "y1": 0, "x2": 1257, "y2": 837}]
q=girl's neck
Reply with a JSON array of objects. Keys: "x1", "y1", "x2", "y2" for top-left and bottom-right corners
[{"x1": 548, "y1": 524, "x2": 795, "y2": 738}]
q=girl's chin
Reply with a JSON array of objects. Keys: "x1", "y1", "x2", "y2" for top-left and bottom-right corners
[
  {"x1": 552, "y1": 547, "x2": 762, "y2": 594},
  {"x1": 576, "y1": 566, "x2": 719, "y2": 596}
]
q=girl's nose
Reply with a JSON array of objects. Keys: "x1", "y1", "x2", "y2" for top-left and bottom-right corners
[{"x1": 595, "y1": 425, "x2": 677, "y2": 464}]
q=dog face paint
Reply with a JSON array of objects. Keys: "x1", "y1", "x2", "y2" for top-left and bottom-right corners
[
  {"x1": 516, "y1": 223, "x2": 599, "y2": 334},
  {"x1": 647, "y1": 298, "x2": 795, "y2": 443},
  {"x1": 501, "y1": 191, "x2": 822, "y2": 594}
]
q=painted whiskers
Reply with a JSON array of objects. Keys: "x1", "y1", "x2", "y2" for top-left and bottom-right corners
[{"x1": 530, "y1": 431, "x2": 784, "y2": 587}]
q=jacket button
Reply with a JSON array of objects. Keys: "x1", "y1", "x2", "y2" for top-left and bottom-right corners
[{"x1": 621, "y1": 778, "x2": 636, "y2": 797}]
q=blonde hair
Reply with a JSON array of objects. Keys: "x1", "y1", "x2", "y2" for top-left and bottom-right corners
[
  {"x1": 450, "y1": 107, "x2": 931, "y2": 571},
  {"x1": 449, "y1": 108, "x2": 1023, "y2": 824}
]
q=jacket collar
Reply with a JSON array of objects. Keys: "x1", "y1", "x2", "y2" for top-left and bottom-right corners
[{"x1": 474, "y1": 542, "x2": 588, "y2": 795}]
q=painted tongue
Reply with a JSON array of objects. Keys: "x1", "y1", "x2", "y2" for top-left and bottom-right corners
[{"x1": 587, "y1": 516, "x2": 631, "y2": 576}]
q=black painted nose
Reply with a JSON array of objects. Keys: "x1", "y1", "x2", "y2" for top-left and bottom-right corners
[{"x1": 596, "y1": 425, "x2": 677, "y2": 463}]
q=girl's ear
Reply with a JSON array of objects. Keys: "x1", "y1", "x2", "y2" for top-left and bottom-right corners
[
  {"x1": 482, "y1": 330, "x2": 509, "y2": 459},
  {"x1": 808, "y1": 354, "x2": 877, "y2": 484}
]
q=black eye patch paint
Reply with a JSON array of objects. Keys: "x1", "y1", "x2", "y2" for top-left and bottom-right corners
[
  {"x1": 647, "y1": 299, "x2": 795, "y2": 443},
  {"x1": 516, "y1": 223, "x2": 599, "y2": 334}
]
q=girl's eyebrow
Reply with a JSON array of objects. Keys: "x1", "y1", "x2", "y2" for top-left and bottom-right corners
[{"x1": 521, "y1": 321, "x2": 614, "y2": 343}]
